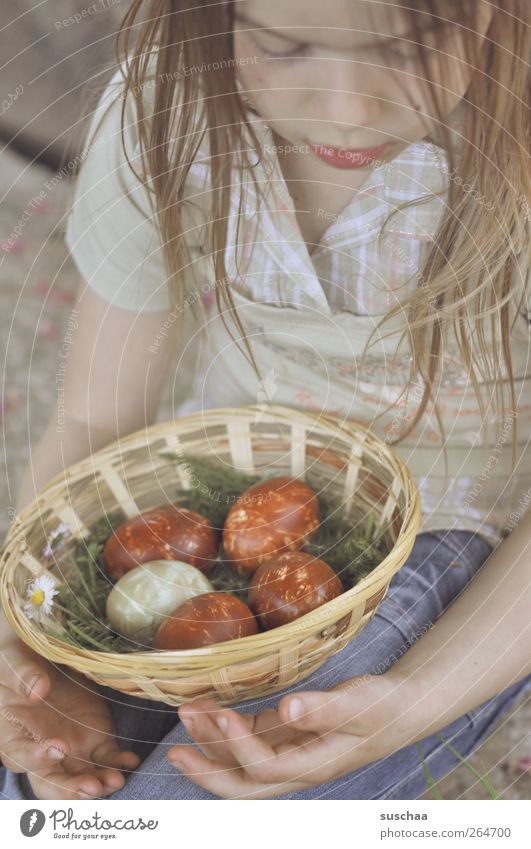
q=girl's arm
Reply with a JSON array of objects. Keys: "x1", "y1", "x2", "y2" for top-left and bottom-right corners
[
  {"x1": 14, "y1": 279, "x2": 177, "y2": 510},
  {"x1": 51, "y1": 279, "x2": 177, "y2": 445},
  {"x1": 390, "y1": 508, "x2": 531, "y2": 733},
  {"x1": 14, "y1": 417, "x2": 128, "y2": 519}
]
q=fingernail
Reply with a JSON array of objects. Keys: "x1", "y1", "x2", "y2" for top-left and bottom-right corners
[
  {"x1": 47, "y1": 746, "x2": 65, "y2": 760},
  {"x1": 104, "y1": 779, "x2": 123, "y2": 792},
  {"x1": 78, "y1": 792, "x2": 95, "y2": 800},
  {"x1": 24, "y1": 675, "x2": 40, "y2": 698},
  {"x1": 180, "y1": 715, "x2": 194, "y2": 732},
  {"x1": 288, "y1": 698, "x2": 304, "y2": 721},
  {"x1": 216, "y1": 714, "x2": 229, "y2": 733}
]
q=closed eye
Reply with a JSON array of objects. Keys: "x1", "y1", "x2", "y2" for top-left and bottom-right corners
[
  {"x1": 257, "y1": 42, "x2": 309, "y2": 60},
  {"x1": 253, "y1": 37, "x2": 419, "y2": 66}
]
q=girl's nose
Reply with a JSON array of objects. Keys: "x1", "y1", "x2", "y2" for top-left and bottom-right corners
[{"x1": 316, "y1": 58, "x2": 382, "y2": 133}]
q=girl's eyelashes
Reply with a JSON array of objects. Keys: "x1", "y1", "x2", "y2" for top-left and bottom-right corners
[
  {"x1": 254, "y1": 40, "x2": 309, "y2": 60},
  {"x1": 235, "y1": 22, "x2": 307, "y2": 60},
  {"x1": 248, "y1": 33, "x2": 419, "y2": 68}
]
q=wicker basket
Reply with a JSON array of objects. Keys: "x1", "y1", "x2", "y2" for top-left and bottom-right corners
[{"x1": 0, "y1": 404, "x2": 421, "y2": 706}]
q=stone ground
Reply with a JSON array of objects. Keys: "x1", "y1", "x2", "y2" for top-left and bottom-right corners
[{"x1": 1, "y1": 145, "x2": 530, "y2": 800}]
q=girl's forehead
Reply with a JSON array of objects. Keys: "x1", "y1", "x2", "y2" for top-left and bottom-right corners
[{"x1": 236, "y1": 0, "x2": 414, "y2": 43}]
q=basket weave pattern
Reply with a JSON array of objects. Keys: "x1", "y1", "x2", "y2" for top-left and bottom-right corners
[{"x1": 0, "y1": 405, "x2": 421, "y2": 706}]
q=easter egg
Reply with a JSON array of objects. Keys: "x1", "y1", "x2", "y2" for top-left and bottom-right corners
[
  {"x1": 102, "y1": 504, "x2": 219, "y2": 581},
  {"x1": 105, "y1": 560, "x2": 214, "y2": 643},
  {"x1": 222, "y1": 476, "x2": 319, "y2": 576},
  {"x1": 248, "y1": 550, "x2": 343, "y2": 630},
  {"x1": 153, "y1": 592, "x2": 258, "y2": 650}
]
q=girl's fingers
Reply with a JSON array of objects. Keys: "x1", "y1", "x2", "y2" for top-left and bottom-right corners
[
  {"x1": 168, "y1": 745, "x2": 303, "y2": 800},
  {"x1": 59, "y1": 754, "x2": 127, "y2": 794},
  {"x1": 0, "y1": 736, "x2": 69, "y2": 774},
  {"x1": 199, "y1": 708, "x2": 294, "y2": 784},
  {"x1": 0, "y1": 641, "x2": 52, "y2": 703},
  {"x1": 177, "y1": 706, "x2": 300, "y2": 757},
  {"x1": 90, "y1": 767, "x2": 127, "y2": 793},
  {"x1": 278, "y1": 688, "x2": 357, "y2": 733},
  {"x1": 178, "y1": 699, "x2": 254, "y2": 751},
  {"x1": 178, "y1": 698, "x2": 251, "y2": 727},
  {"x1": 88, "y1": 744, "x2": 141, "y2": 790},
  {"x1": 207, "y1": 708, "x2": 354, "y2": 786},
  {"x1": 175, "y1": 700, "x2": 315, "y2": 775},
  {"x1": 100, "y1": 749, "x2": 142, "y2": 771},
  {"x1": 179, "y1": 699, "x2": 254, "y2": 732},
  {"x1": 28, "y1": 767, "x2": 106, "y2": 801},
  {"x1": 176, "y1": 712, "x2": 241, "y2": 765},
  {"x1": 31, "y1": 757, "x2": 128, "y2": 799},
  {"x1": 91, "y1": 740, "x2": 141, "y2": 772},
  {"x1": 176, "y1": 700, "x2": 250, "y2": 764}
]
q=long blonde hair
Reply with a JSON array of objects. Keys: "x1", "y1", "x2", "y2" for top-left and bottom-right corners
[{"x1": 87, "y1": 0, "x2": 530, "y2": 476}]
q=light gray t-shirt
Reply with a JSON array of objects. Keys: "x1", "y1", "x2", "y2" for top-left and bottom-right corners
[{"x1": 65, "y1": 68, "x2": 207, "y2": 314}]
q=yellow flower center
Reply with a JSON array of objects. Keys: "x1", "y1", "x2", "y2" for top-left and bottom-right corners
[{"x1": 31, "y1": 590, "x2": 45, "y2": 607}]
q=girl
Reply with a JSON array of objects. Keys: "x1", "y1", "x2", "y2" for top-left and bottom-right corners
[{"x1": 1, "y1": 0, "x2": 531, "y2": 800}]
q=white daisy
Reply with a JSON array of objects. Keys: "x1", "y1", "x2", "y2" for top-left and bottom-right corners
[
  {"x1": 42, "y1": 522, "x2": 71, "y2": 559},
  {"x1": 23, "y1": 574, "x2": 60, "y2": 623}
]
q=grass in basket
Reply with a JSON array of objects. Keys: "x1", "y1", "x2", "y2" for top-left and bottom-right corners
[
  {"x1": 40, "y1": 454, "x2": 391, "y2": 653},
  {"x1": 40, "y1": 511, "x2": 134, "y2": 653}
]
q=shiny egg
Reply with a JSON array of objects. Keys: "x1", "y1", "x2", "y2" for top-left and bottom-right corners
[
  {"x1": 103, "y1": 504, "x2": 219, "y2": 581},
  {"x1": 222, "y1": 476, "x2": 320, "y2": 576},
  {"x1": 248, "y1": 550, "x2": 343, "y2": 630},
  {"x1": 105, "y1": 559, "x2": 214, "y2": 643},
  {"x1": 153, "y1": 592, "x2": 258, "y2": 650}
]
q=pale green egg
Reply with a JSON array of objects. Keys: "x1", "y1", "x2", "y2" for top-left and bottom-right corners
[{"x1": 105, "y1": 559, "x2": 213, "y2": 644}]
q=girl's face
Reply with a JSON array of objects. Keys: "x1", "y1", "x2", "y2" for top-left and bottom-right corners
[{"x1": 233, "y1": 0, "x2": 493, "y2": 169}]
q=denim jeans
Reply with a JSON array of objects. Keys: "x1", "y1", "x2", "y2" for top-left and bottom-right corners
[{"x1": 2, "y1": 528, "x2": 531, "y2": 800}]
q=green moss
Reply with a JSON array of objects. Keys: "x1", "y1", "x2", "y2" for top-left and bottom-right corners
[
  {"x1": 161, "y1": 452, "x2": 262, "y2": 529},
  {"x1": 307, "y1": 502, "x2": 390, "y2": 588}
]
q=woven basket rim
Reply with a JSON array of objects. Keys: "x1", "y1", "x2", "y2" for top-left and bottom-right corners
[
  {"x1": 11, "y1": 404, "x2": 407, "y2": 520},
  {"x1": 1, "y1": 403, "x2": 421, "y2": 665}
]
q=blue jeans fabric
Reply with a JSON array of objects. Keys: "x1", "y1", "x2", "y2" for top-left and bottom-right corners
[{"x1": 2, "y1": 529, "x2": 531, "y2": 800}]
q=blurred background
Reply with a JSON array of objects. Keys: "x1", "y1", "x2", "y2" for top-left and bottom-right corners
[
  {"x1": 1, "y1": 0, "x2": 529, "y2": 801},
  {"x1": 0, "y1": 0, "x2": 179, "y2": 535},
  {"x1": 1, "y1": 0, "x2": 122, "y2": 169}
]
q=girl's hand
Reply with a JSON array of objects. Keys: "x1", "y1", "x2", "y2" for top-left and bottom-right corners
[
  {"x1": 167, "y1": 672, "x2": 415, "y2": 799},
  {"x1": 0, "y1": 637, "x2": 141, "y2": 799}
]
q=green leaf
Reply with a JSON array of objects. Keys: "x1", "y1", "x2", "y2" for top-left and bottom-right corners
[
  {"x1": 436, "y1": 734, "x2": 501, "y2": 799},
  {"x1": 416, "y1": 742, "x2": 445, "y2": 800}
]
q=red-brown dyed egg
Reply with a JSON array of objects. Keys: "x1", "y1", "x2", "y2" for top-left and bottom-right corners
[
  {"x1": 103, "y1": 504, "x2": 219, "y2": 581},
  {"x1": 152, "y1": 592, "x2": 258, "y2": 649},
  {"x1": 248, "y1": 551, "x2": 343, "y2": 630},
  {"x1": 222, "y1": 476, "x2": 320, "y2": 576}
]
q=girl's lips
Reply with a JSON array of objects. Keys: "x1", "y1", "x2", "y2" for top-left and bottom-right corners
[{"x1": 310, "y1": 141, "x2": 389, "y2": 169}]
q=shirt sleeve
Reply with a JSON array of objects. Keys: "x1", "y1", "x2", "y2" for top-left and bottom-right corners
[{"x1": 64, "y1": 68, "x2": 172, "y2": 313}]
